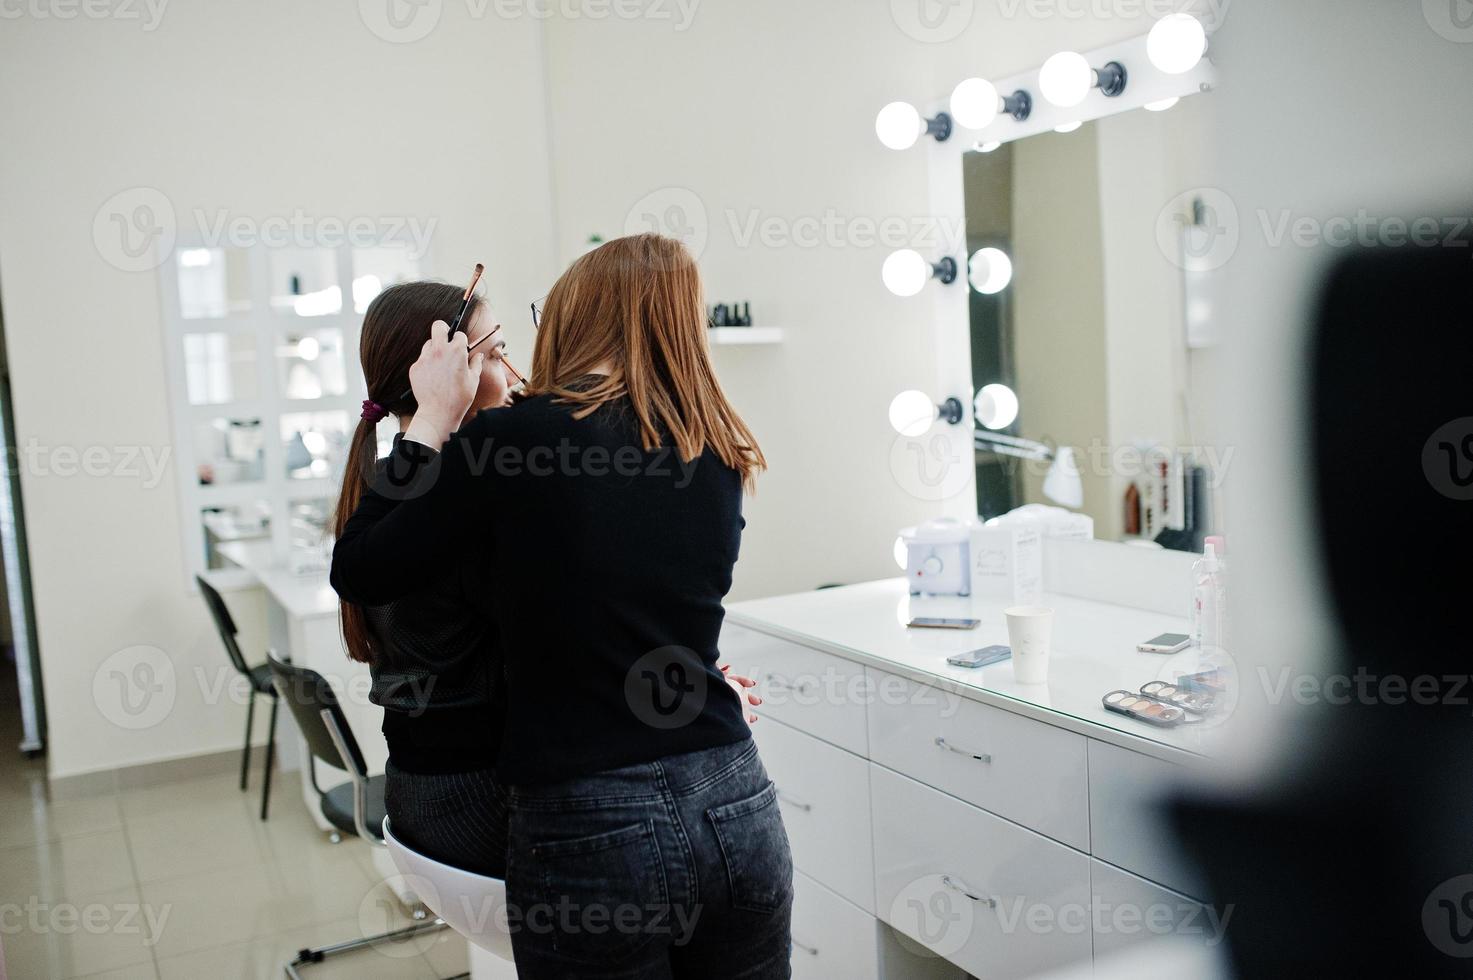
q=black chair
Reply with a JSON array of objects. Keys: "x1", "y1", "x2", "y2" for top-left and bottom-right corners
[
  {"x1": 266, "y1": 653, "x2": 451, "y2": 978},
  {"x1": 196, "y1": 574, "x2": 278, "y2": 820}
]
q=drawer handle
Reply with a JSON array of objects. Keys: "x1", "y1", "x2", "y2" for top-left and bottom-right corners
[
  {"x1": 764, "y1": 673, "x2": 816, "y2": 696},
  {"x1": 941, "y1": 874, "x2": 997, "y2": 909},
  {"x1": 776, "y1": 790, "x2": 813, "y2": 813},
  {"x1": 792, "y1": 938, "x2": 819, "y2": 956},
  {"x1": 935, "y1": 736, "x2": 992, "y2": 764}
]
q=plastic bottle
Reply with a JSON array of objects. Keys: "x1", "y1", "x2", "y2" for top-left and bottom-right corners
[{"x1": 1191, "y1": 541, "x2": 1227, "y2": 668}]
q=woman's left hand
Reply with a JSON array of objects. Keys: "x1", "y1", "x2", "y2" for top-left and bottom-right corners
[{"x1": 720, "y1": 663, "x2": 761, "y2": 724}]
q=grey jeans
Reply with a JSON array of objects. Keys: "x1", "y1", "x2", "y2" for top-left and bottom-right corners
[{"x1": 505, "y1": 738, "x2": 794, "y2": 979}]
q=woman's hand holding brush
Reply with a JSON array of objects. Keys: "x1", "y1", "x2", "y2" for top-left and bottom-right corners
[{"x1": 402, "y1": 320, "x2": 484, "y2": 450}]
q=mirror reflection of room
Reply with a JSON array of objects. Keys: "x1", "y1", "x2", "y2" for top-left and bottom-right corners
[{"x1": 965, "y1": 96, "x2": 1219, "y2": 549}]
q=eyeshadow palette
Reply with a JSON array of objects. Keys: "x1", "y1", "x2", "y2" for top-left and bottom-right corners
[
  {"x1": 1139, "y1": 681, "x2": 1215, "y2": 713},
  {"x1": 1102, "y1": 690, "x2": 1187, "y2": 727}
]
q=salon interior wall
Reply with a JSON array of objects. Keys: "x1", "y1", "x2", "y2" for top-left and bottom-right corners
[
  {"x1": 0, "y1": 3, "x2": 560, "y2": 779},
  {"x1": 1210, "y1": 0, "x2": 1473, "y2": 766},
  {"x1": 539, "y1": 0, "x2": 1175, "y2": 599}
]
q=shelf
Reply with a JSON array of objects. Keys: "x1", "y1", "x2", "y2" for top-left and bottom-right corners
[{"x1": 709, "y1": 327, "x2": 784, "y2": 345}]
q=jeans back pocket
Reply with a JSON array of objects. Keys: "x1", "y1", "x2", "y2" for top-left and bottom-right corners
[
  {"x1": 706, "y1": 782, "x2": 794, "y2": 915},
  {"x1": 522, "y1": 820, "x2": 670, "y2": 962}
]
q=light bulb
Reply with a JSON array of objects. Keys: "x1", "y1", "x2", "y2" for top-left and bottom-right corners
[
  {"x1": 974, "y1": 383, "x2": 1020, "y2": 430},
  {"x1": 893, "y1": 535, "x2": 909, "y2": 571},
  {"x1": 973, "y1": 140, "x2": 1002, "y2": 153},
  {"x1": 1148, "y1": 13, "x2": 1207, "y2": 75},
  {"x1": 889, "y1": 390, "x2": 936, "y2": 437},
  {"x1": 967, "y1": 247, "x2": 1013, "y2": 294},
  {"x1": 949, "y1": 78, "x2": 1000, "y2": 130},
  {"x1": 882, "y1": 249, "x2": 930, "y2": 297},
  {"x1": 1039, "y1": 51, "x2": 1093, "y2": 107},
  {"x1": 1054, "y1": 121, "x2": 1082, "y2": 134},
  {"x1": 1144, "y1": 97, "x2": 1180, "y2": 112},
  {"x1": 295, "y1": 336, "x2": 320, "y2": 361},
  {"x1": 875, "y1": 101, "x2": 923, "y2": 150}
]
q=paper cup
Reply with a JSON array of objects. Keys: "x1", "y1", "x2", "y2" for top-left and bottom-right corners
[{"x1": 1005, "y1": 606, "x2": 1054, "y2": 684}]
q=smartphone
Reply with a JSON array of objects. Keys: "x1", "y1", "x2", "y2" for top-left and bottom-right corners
[
  {"x1": 1138, "y1": 632, "x2": 1192, "y2": 654},
  {"x1": 947, "y1": 645, "x2": 1011, "y2": 668},
  {"x1": 908, "y1": 617, "x2": 981, "y2": 630}
]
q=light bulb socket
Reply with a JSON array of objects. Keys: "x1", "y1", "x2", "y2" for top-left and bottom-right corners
[
  {"x1": 1095, "y1": 61, "x2": 1128, "y2": 97},
  {"x1": 924, "y1": 111, "x2": 954, "y2": 142},
  {"x1": 932, "y1": 257, "x2": 959, "y2": 285},
  {"x1": 938, "y1": 397, "x2": 965, "y2": 425},
  {"x1": 1001, "y1": 90, "x2": 1032, "y2": 121}
]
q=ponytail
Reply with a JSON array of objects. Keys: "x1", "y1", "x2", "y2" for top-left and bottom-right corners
[{"x1": 334, "y1": 417, "x2": 380, "y2": 663}]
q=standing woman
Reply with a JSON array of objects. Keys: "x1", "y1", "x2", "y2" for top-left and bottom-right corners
[{"x1": 331, "y1": 234, "x2": 792, "y2": 979}]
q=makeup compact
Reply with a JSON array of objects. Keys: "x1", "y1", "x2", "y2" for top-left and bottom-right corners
[
  {"x1": 1102, "y1": 690, "x2": 1186, "y2": 727},
  {"x1": 1139, "y1": 680, "x2": 1215, "y2": 713}
]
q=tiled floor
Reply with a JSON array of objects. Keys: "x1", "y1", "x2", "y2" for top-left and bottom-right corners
[{"x1": 0, "y1": 680, "x2": 470, "y2": 979}]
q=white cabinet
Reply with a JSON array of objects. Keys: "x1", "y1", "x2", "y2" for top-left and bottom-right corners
[
  {"x1": 752, "y1": 716, "x2": 875, "y2": 912},
  {"x1": 1089, "y1": 859, "x2": 1220, "y2": 961},
  {"x1": 866, "y1": 669, "x2": 1090, "y2": 851},
  {"x1": 721, "y1": 621, "x2": 869, "y2": 754},
  {"x1": 1087, "y1": 741, "x2": 1206, "y2": 899},
  {"x1": 871, "y1": 766, "x2": 1093, "y2": 979},
  {"x1": 790, "y1": 871, "x2": 880, "y2": 980}
]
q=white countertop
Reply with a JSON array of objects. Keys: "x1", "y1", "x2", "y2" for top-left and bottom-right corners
[
  {"x1": 727, "y1": 578, "x2": 1221, "y2": 764},
  {"x1": 213, "y1": 540, "x2": 339, "y2": 620}
]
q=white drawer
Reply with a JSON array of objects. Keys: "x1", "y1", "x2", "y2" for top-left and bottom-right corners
[
  {"x1": 1087, "y1": 741, "x2": 1206, "y2": 899},
  {"x1": 752, "y1": 717, "x2": 874, "y2": 912},
  {"x1": 720, "y1": 621, "x2": 868, "y2": 755},
  {"x1": 871, "y1": 765, "x2": 1093, "y2": 979},
  {"x1": 865, "y1": 668, "x2": 1089, "y2": 850},
  {"x1": 790, "y1": 871, "x2": 879, "y2": 980},
  {"x1": 1090, "y1": 859, "x2": 1225, "y2": 960}
]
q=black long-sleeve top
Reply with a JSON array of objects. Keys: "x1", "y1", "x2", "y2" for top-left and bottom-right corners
[{"x1": 331, "y1": 387, "x2": 751, "y2": 786}]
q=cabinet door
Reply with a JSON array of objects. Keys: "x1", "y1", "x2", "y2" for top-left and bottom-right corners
[
  {"x1": 720, "y1": 622, "x2": 868, "y2": 754},
  {"x1": 791, "y1": 871, "x2": 880, "y2": 980},
  {"x1": 871, "y1": 766, "x2": 1093, "y2": 979}
]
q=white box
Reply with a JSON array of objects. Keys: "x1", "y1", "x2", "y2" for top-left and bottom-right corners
[{"x1": 968, "y1": 524, "x2": 1042, "y2": 606}]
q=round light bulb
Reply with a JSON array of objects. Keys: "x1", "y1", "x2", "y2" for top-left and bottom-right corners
[
  {"x1": 875, "y1": 101, "x2": 923, "y2": 150},
  {"x1": 882, "y1": 249, "x2": 930, "y2": 297},
  {"x1": 1054, "y1": 120, "x2": 1082, "y2": 134},
  {"x1": 1148, "y1": 13, "x2": 1207, "y2": 75},
  {"x1": 949, "y1": 78, "x2": 1000, "y2": 130},
  {"x1": 1039, "y1": 51, "x2": 1093, "y2": 108},
  {"x1": 893, "y1": 535, "x2": 909, "y2": 571},
  {"x1": 1144, "y1": 97, "x2": 1180, "y2": 112},
  {"x1": 295, "y1": 336, "x2": 321, "y2": 361},
  {"x1": 974, "y1": 383, "x2": 1020, "y2": 430},
  {"x1": 889, "y1": 390, "x2": 936, "y2": 437},
  {"x1": 967, "y1": 247, "x2": 1013, "y2": 294}
]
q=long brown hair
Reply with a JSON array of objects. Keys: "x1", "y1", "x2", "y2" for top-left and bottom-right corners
[
  {"x1": 334, "y1": 281, "x2": 482, "y2": 663},
  {"x1": 529, "y1": 233, "x2": 765, "y2": 489}
]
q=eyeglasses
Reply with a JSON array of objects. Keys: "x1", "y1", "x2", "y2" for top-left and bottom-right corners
[{"x1": 531, "y1": 301, "x2": 541, "y2": 331}]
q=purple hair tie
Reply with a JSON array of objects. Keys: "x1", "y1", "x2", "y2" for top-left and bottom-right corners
[{"x1": 360, "y1": 398, "x2": 388, "y2": 423}]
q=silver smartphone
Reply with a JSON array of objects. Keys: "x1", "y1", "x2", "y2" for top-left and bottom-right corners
[
  {"x1": 908, "y1": 617, "x2": 981, "y2": 630},
  {"x1": 947, "y1": 645, "x2": 1012, "y2": 668},
  {"x1": 1138, "y1": 632, "x2": 1192, "y2": 653}
]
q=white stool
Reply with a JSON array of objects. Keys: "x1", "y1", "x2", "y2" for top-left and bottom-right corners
[{"x1": 381, "y1": 817, "x2": 517, "y2": 966}]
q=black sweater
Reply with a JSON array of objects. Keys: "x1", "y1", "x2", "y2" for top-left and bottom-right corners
[{"x1": 331, "y1": 390, "x2": 751, "y2": 786}]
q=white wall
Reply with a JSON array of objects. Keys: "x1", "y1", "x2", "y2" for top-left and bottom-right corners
[
  {"x1": 0, "y1": 2, "x2": 559, "y2": 778},
  {"x1": 1210, "y1": 0, "x2": 1473, "y2": 764},
  {"x1": 539, "y1": 0, "x2": 1163, "y2": 599}
]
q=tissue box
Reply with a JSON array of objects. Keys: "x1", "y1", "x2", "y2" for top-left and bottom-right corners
[{"x1": 968, "y1": 524, "x2": 1043, "y2": 605}]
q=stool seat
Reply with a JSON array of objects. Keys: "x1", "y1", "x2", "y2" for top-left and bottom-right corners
[
  {"x1": 322, "y1": 776, "x2": 388, "y2": 840},
  {"x1": 382, "y1": 817, "x2": 515, "y2": 961}
]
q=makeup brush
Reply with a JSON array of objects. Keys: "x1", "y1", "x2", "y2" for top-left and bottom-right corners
[{"x1": 394, "y1": 263, "x2": 485, "y2": 404}]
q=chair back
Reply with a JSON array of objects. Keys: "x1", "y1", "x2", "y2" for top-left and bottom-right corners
[
  {"x1": 195, "y1": 574, "x2": 250, "y2": 676},
  {"x1": 381, "y1": 817, "x2": 514, "y2": 961},
  {"x1": 266, "y1": 653, "x2": 368, "y2": 779}
]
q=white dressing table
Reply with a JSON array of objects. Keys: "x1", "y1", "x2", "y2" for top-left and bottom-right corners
[{"x1": 723, "y1": 546, "x2": 1225, "y2": 980}]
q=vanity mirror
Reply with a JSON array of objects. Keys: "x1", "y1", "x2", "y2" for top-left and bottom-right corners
[{"x1": 962, "y1": 92, "x2": 1220, "y2": 547}]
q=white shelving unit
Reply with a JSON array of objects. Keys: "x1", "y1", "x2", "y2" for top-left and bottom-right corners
[{"x1": 709, "y1": 326, "x2": 784, "y2": 345}]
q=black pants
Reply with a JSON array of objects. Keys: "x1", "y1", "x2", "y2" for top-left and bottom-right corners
[
  {"x1": 384, "y1": 761, "x2": 508, "y2": 879},
  {"x1": 505, "y1": 738, "x2": 793, "y2": 979}
]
